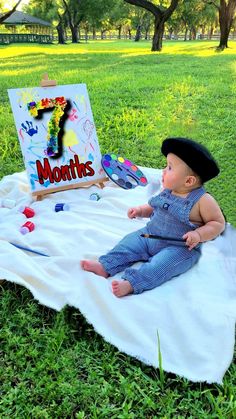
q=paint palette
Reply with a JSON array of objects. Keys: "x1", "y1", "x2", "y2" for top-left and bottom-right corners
[{"x1": 101, "y1": 153, "x2": 148, "y2": 189}]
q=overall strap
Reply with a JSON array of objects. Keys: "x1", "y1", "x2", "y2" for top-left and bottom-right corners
[{"x1": 187, "y1": 186, "x2": 206, "y2": 207}]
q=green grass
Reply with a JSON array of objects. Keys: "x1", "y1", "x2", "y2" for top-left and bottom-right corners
[
  {"x1": 1, "y1": 283, "x2": 236, "y2": 418},
  {"x1": 0, "y1": 40, "x2": 236, "y2": 417}
]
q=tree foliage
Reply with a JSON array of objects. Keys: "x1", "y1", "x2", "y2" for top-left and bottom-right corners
[
  {"x1": 25, "y1": 0, "x2": 123, "y2": 42},
  {"x1": 16, "y1": 0, "x2": 236, "y2": 50},
  {"x1": 124, "y1": 0, "x2": 179, "y2": 50},
  {"x1": 0, "y1": 0, "x2": 22, "y2": 24},
  {"x1": 168, "y1": 0, "x2": 217, "y2": 40}
]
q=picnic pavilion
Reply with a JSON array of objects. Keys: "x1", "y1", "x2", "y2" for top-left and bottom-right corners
[{"x1": 0, "y1": 11, "x2": 52, "y2": 44}]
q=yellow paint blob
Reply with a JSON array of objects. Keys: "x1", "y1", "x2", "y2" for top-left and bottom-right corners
[{"x1": 63, "y1": 129, "x2": 79, "y2": 147}]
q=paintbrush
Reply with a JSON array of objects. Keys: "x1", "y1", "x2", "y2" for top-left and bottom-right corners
[
  {"x1": 0, "y1": 240, "x2": 50, "y2": 257},
  {"x1": 140, "y1": 233, "x2": 184, "y2": 242}
]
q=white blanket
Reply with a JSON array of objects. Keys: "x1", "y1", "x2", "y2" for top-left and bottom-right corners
[{"x1": 0, "y1": 167, "x2": 235, "y2": 384}]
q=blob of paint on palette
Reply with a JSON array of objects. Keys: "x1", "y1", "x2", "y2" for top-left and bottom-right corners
[{"x1": 101, "y1": 153, "x2": 148, "y2": 190}]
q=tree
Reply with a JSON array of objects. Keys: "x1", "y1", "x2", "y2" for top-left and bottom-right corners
[
  {"x1": 198, "y1": 1, "x2": 218, "y2": 39},
  {"x1": 142, "y1": 11, "x2": 152, "y2": 39},
  {"x1": 130, "y1": 7, "x2": 145, "y2": 41},
  {"x1": 204, "y1": 0, "x2": 236, "y2": 48},
  {"x1": 25, "y1": 0, "x2": 119, "y2": 43},
  {"x1": 25, "y1": 0, "x2": 84, "y2": 43},
  {"x1": 24, "y1": 0, "x2": 67, "y2": 44},
  {"x1": 109, "y1": 1, "x2": 131, "y2": 39},
  {"x1": 82, "y1": 0, "x2": 119, "y2": 40},
  {"x1": 218, "y1": 0, "x2": 236, "y2": 48},
  {"x1": 168, "y1": 0, "x2": 208, "y2": 40},
  {"x1": 0, "y1": 0, "x2": 22, "y2": 24},
  {"x1": 62, "y1": 0, "x2": 84, "y2": 43},
  {"x1": 124, "y1": 0, "x2": 179, "y2": 51},
  {"x1": 179, "y1": 0, "x2": 201, "y2": 39},
  {"x1": 56, "y1": 11, "x2": 67, "y2": 44},
  {"x1": 128, "y1": 8, "x2": 152, "y2": 41}
]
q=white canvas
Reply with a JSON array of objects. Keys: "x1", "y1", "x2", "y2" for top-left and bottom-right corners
[{"x1": 8, "y1": 84, "x2": 106, "y2": 195}]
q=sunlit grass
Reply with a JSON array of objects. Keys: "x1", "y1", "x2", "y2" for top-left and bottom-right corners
[
  {"x1": 2, "y1": 39, "x2": 236, "y2": 58},
  {"x1": 0, "y1": 40, "x2": 236, "y2": 418}
]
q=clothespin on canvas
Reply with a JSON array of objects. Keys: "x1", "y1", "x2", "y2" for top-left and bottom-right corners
[{"x1": 40, "y1": 73, "x2": 57, "y2": 87}]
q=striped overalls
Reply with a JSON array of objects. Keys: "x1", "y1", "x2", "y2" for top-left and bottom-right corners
[{"x1": 99, "y1": 187, "x2": 206, "y2": 294}]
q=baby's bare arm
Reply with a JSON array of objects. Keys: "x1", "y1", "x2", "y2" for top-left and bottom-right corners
[
  {"x1": 183, "y1": 194, "x2": 225, "y2": 249},
  {"x1": 195, "y1": 194, "x2": 225, "y2": 240},
  {"x1": 128, "y1": 204, "x2": 153, "y2": 219}
]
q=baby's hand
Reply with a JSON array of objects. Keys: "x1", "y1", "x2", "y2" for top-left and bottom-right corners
[
  {"x1": 182, "y1": 230, "x2": 201, "y2": 250},
  {"x1": 128, "y1": 207, "x2": 141, "y2": 219}
]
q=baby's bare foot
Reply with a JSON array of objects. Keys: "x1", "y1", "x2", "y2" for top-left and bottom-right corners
[
  {"x1": 80, "y1": 260, "x2": 109, "y2": 278},
  {"x1": 111, "y1": 280, "x2": 133, "y2": 297}
]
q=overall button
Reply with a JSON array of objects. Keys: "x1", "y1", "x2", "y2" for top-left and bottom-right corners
[{"x1": 163, "y1": 203, "x2": 170, "y2": 210}]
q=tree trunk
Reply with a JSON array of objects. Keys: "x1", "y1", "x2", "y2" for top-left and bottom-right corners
[
  {"x1": 191, "y1": 27, "x2": 197, "y2": 40},
  {"x1": 85, "y1": 28, "x2": 88, "y2": 42},
  {"x1": 57, "y1": 22, "x2": 66, "y2": 44},
  {"x1": 92, "y1": 27, "x2": 96, "y2": 39},
  {"x1": 70, "y1": 24, "x2": 78, "y2": 43},
  {"x1": 152, "y1": 17, "x2": 165, "y2": 51},
  {"x1": 117, "y1": 26, "x2": 122, "y2": 39},
  {"x1": 218, "y1": 0, "x2": 236, "y2": 49},
  {"x1": 184, "y1": 26, "x2": 188, "y2": 41},
  {"x1": 209, "y1": 25, "x2": 214, "y2": 40},
  {"x1": 124, "y1": 0, "x2": 179, "y2": 51},
  {"x1": 135, "y1": 24, "x2": 142, "y2": 41},
  {"x1": 219, "y1": 29, "x2": 230, "y2": 48},
  {"x1": 62, "y1": 0, "x2": 83, "y2": 44},
  {"x1": 101, "y1": 30, "x2": 106, "y2": 39},
  {"x1": 219, "y1": 7, "x2": 230, "y2": 48}
]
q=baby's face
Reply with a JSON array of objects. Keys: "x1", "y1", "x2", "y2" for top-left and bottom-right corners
[{"x1": 162, "y1": 153, "x2": 192, "y2": 191}]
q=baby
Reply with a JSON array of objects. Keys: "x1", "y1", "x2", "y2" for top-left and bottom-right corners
[{"x1": 81, "y1": 137, "x2": 225, "y2": 297}]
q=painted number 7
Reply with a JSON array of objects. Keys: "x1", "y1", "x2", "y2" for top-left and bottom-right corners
[{"x1": 27, "y1": 97, "x2": 68, "y2": 157}]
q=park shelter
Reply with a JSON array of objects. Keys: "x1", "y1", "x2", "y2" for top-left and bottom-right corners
[{"x1": 0, "y1": 11, "x2": 52, "y2": 44}]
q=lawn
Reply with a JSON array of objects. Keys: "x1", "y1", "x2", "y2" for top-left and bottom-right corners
[{"x1": 0, "y1": 40, "x2": 235, "y2": 418}]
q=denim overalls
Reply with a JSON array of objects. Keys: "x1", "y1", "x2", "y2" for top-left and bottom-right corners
[{"x1": 99, "y1": 186, "x2": 206, "y2": 294}]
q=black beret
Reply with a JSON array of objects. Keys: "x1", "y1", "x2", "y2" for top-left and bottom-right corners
[{"x1": 161, "y1": 137, "x2": 220, "y2": 183}]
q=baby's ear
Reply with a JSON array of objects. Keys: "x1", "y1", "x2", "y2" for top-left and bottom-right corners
[{"x1": 186, "y1": 175, "x2": 197, "y2": 187}]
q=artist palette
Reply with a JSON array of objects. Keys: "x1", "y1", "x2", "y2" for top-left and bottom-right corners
[{"x1": 101, "y1": 153, "x2": 148, "y2": 189}]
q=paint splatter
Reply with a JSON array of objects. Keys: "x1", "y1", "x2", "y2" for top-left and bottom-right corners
[
  {"x1": 78, "y1": 95, "x2": 87, "y2": 113},
  {"x1": 63, "y1": 129, "x2": 79, "y2": 147},
  {"x1": 68, "y1": 108, "x2": 78, "y2": 122},
  {"x1": 88, "y1": 153, "x2": 94, "y2": 161},
  {"x1": 19, "y1": 128, "x2": 24, "y2": 141},
  {"x1": 83, "y1": 119, "x2": 94, "y2": 140},
  {"x1": 17, "y1": 88, "x2": 39, "y2": 109},
  {"x1": 28, "y1": 144, "x2": 46, "y2": 159}
]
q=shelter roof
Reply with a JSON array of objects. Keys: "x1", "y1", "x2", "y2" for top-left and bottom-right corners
[{"x1": 1, "y1": 11, "x2": 51, "y2": 27}]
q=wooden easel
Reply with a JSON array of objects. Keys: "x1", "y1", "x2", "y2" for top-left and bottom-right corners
[
  {"x1": 40, "y1": 73, "x2": 57, "y2": 87},
  {"x1": 33, "y1": 178, "x2": 107, "y2": 201},
  {"x1": 33, "y1": 74, "x2": 108, "y2": 201}
]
